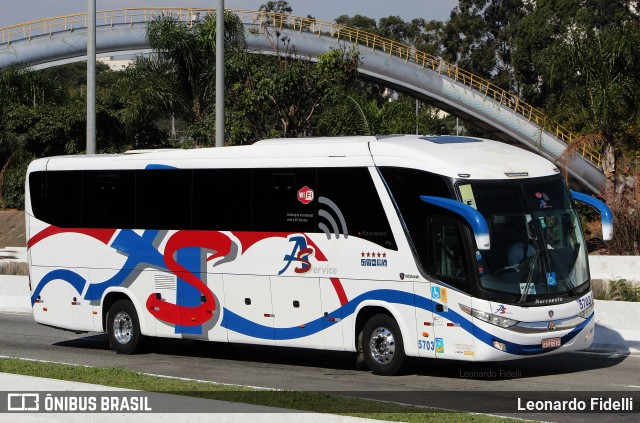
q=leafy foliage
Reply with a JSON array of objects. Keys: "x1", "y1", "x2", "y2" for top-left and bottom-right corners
[
  {"x1": 442, "y1": 0, "x2": 528, "y2": 91},
  {"x1": 513, "y1": 0, "x2": 637, "y2": 104},
  {"x1": 145, "y1": 12, "x2": 247, "y2": 146},
  {"x1": 259, "y1": 1, "x2": 293, "y2": 14},
  {"x1": 540, "y1": 24, "x2": 640, "y2": 193},
  {"x1": 596, "y1": 279, "x2": 640, "y2": 302},
  {"x1": 0, "y1": 65, "x2": 88, "y2": 208}
]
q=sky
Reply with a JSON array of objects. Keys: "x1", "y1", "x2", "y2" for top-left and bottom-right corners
[{"x1": 0, "y1": 1, "x2": 459, "y2": 28}]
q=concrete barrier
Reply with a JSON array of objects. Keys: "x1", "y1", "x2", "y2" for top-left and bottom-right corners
[
  {"x1": 0, "y1": 275, "x2": 30, "y2": 314},
  {"x1": 591, "y1": 300, "x2": 640, "y2": 354},
  {"x1": 589, "y1": 255, "x2": 640, "y2": 283},
  {"x1": 1, "y1": 271, "x2": 638, "y2": 356}
]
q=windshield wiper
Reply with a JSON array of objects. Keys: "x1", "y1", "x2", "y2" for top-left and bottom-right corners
[
  {"x1": 544, "y1": 242, "x2": 579, "y2": 297},
  {"x1": 517, "y1": 250, "x2": 539, "y2": 303},
  {"x1": 528, "y1": 216, "x2": 580, "y2": 299}
]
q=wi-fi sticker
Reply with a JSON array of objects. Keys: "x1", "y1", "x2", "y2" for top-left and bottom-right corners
[{"x1": 318, "y1": 196, "x2": 348, "y2": 240}]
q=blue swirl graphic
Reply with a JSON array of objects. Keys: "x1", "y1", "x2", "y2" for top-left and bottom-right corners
[
  {"x1": 31, "y1": 269, "x2": 86, "y2": 306},
  {"x1": 222, "y1": 288, "x2": 590, "y2": 355},
  {"x1": 85, "y1": 229, "x2": 167, "y2": 301}
]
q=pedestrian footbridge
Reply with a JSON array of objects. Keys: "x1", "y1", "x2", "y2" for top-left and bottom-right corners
[{"x1": 0, "y1": 8, "x2": 605, "y2": 193}]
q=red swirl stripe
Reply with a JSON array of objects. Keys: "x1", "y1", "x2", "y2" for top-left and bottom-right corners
[
  {"x1": 146, "y1": 231, "x2": 233, "y2": 326},
  {"x1": 27, "y1": 226, "x2": 116, "y2": 249}
]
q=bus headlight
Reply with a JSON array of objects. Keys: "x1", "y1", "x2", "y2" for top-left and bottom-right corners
[
  {"x1": 577, "y1": 303, "x2": 594, "y2": 319},
  {"x1": 459, "y1": 304, "x2": 519, "y2": 328}
]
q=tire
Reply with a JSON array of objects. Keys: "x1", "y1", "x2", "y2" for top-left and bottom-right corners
[
  {"x1": 362, "y1": 314, "x2": 406, "y2": 376},
  {"x1": 107, "y1": 299, "x2": 146, "y2": 354}
]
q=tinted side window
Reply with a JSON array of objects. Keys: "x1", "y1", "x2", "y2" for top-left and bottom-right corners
[
  {"x1": 381, "y1": 167, "x2": 451, "y2": 229},
  {"x1": 252, "y1": 168, "x2": 317, "y2": 232},
  {"x1": 382, "y1": 167, "x2": 471, "y2": 290},
  {"x1": 428, "y1": 215, "x2": 469, "y2": 287},
  {"x1": 381, "y1": 167, "x2": 452, "y2": 260},
  {"x1": 192, "y1": 169, "x2": 252, "y2": 231},
  {"x1": 83, "y1": 171, "x2": 135, "y2": 228},
  {"x1": 30, "y1": 171, "x2": 83, "y2": 228},
  {"x1": 135, "y1": 169, "x2": 191, "y2": 229},
  {"x1": 317, "y1": 168, "x2": 396, "y2": 250}
]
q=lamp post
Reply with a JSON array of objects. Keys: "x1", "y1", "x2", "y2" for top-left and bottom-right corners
[
  {"x1": 215, "y1": 0, "x2": 225, "y2": 147},
  {"x1": 87, "y1": 0, "x2": 96, "y2": 154}
]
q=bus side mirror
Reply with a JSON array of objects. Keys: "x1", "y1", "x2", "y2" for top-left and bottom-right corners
[
  {"x1": 420, "y1": 195, "x2": 490, "y2": 250},
  {"x1": 571, "y1": 191, "x2": 613, "y2": 241}
]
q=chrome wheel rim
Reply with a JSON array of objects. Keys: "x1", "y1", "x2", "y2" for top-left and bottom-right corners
[
  {"x1": 369, "y1": 326, "x2": 395, "y2": 364},
  {"x1": 113, "y1": 311, "x2": 133, "y2": 344}
]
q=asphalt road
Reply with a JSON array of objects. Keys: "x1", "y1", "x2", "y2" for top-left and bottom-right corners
[{"x1": 1, "y1": 312, "x2": 639, "y2": 422}]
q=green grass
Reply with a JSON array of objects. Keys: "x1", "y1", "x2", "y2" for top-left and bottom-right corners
[{"x1": 0, "y1": 357, "x2": 523, "y2": 422}]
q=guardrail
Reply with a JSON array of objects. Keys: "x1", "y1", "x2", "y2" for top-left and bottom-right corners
[{"x1": 0, "y1": 7, "x2": 603, "y2": 169}]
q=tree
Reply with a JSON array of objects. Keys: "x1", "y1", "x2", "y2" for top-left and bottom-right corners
[
  {"x1": 407, "y1": 18, "x2": 445, "y2": 56},
  {"x1": 145, "y1": 12, "x2": 247, "y2": 146},
  {"x1": 335, "y1": 15, "x2": 378, "y2": 33},
  {"x1": 0, "y1": 64, "x2": 88, "y2": 208},
  {"x1": 513, "y1": 0, "x2": 639, "y2": 104},
  {"x1": 227, "y1": 48, "x2": 361, "y2": 141},
  {"x1": 334, "y1": 14, "x2": 445, "y2": 57},
  {"x1": 106, "y1": 57, "x2": 176, "y2": 149},
  {"x1": 540, "y1": 24, "x2": 640, "y2": 194},
  {"x1": 378, "y1": 16, "x2": 409, "y2": 42},
  {"x1": 317, "y1": 92, "x2": 454, "y2": 138},
  {"x1": 259, "y1": 1, "x2": 293, "y2": 14},
  {"x1": 443, "y1": 0, "x2": 527, "y2": 90}
]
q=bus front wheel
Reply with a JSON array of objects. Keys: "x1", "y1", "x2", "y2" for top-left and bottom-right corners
[
  {"x1": 107, "y1": 299, "x2": 146, "y2": 354},
  {"x1": 362, "y1": 314, "x2": 406, "y2": 376}
]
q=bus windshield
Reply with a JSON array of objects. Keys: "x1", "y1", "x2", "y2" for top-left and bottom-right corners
[{"x1": 459, "y1": 177, "x2": 589, "y2": 299}]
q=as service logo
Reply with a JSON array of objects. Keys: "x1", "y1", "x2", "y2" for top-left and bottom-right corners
[{"x1": 279, "y1": 235, "x2": 315, "y2": 275}]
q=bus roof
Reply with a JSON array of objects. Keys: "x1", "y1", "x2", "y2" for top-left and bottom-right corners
[{"x1": 28, "y1": 135, "x2": 558, "y2": 180}]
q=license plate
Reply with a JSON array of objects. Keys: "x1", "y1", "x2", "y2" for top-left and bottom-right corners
[{"x1": 542, "y1": 337, "x2": 561, "y2": 349}]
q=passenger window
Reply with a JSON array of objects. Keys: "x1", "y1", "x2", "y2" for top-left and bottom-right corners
[
  {"x1": 317, "y1": 168, "x2": 396, "y2": 250},
  {"x1": 192, "y1": 169, "x2": 252, "y2": 231},
  {"x1": 135, "y1": 169, "x2": 191, "y2": 229},
  {"x1": 83, "y1": 171, "x2": 135, "y2": 228},
  {"x1": 252, "y1": 168, "x2": 317, "y2": 232},
  {"x1": 30, "y1": 171, "x2": 82, "y2": 228}
]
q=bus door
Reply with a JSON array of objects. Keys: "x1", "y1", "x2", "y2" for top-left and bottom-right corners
[
  {"x1": 320, "y1": 277, "x2": 345, "y2": 350},
  {"x1": 427, "y1": 216, "x2": 476, "y2": 360},
  {"x1": 223, "y1": 274, "x2": 274, "y2": 345},
  {"x1": 414, "y1": 281, "x2": 435, "y2": 358},
  {"x1": 271, "y1": 276, "x2": 323, "y2": 348}
]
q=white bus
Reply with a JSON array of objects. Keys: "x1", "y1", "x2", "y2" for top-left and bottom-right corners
[{"x1": 25, "y1": 135, "x2": 612, "y2": 375}]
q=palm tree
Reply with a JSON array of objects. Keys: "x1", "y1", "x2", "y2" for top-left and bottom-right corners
[{"x1": 134, "y1": 11, "x2": 247, "y2": 146}]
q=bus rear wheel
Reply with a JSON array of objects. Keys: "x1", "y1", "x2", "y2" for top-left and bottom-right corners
[
  {"x1": 362, "y1": 314, "x2": 406, "y2": 376},
  {"x1": 107, "y1": 299, "x2": 146, "y2": 354}
]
